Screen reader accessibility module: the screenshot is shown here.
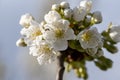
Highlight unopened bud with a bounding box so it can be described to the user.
[109,25,120,42]
[92,11,102,24]
[19,13,34,28]
[96,49,104,57]
[51,4,60,11]
[64,9,73,18]
[16,38,27,47]
[80,0,92,12]
[60,1,70,9]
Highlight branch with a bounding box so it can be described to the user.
[56,52,65,80]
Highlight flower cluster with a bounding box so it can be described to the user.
[16,0,120,80]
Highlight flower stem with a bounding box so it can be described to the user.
[56,53,65,80]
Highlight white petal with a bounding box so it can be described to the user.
[73,7,86,21]
[52,19,70,30]
[110,32,120,42]
[52,40,68,51]
[29,46,39,56]
[64,28,75,40]
[96,49,104,57]
[20,28,27,36]
[19,13,34,28]
[43,30,56,43]
[109,26,120,42]
[44,11,61,24]
[60,1,70,9]
[80,0,92,12]
[86,47,98,56]
[77,27,102,49]
[37,54,49,65]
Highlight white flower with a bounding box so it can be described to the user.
[109,25,120,42]
[73,7,87,22]
[92,11,102,24]
[43,19,75,51]
[77,27,102,49]
[80,0,92,12]
[19,13,34,28]
[44,11,61,24]
[29,37,59,65]
[60,1,70,9]
[20,21,42,45]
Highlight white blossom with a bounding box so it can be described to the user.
[77,27,102,49]
[30,37,59,65]
[73,7,87,22]
[19,13,34,28]
[20,21,42,45]
[44,11,61,24]
[37,53,57,65]
[43,19,75,51]
[109,25,120,42]
[80,0,92,12]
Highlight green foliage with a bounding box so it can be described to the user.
[68,40,85,52]
[94,56,113,71]
[101,28,118,54]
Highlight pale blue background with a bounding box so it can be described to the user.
[0,0,120,80]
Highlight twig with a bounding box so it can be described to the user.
[56,52,65,80]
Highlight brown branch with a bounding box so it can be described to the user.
[56,52,65,80]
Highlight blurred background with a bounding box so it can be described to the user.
[0,0,120,80]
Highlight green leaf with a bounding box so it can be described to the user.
[68,40,85,52]
[106,45,118,54]
[94,56,113,70]
[94,61,107,71]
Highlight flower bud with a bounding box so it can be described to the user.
[60,1,70,9]
[19,13,34,28]
[64,9,73,18]
[80,0,92,12]
[51,4,60,11]
[92,11,102,24]
[73,7,87,22]
[107,45,118,53]
[16,38,27,47]
[85,15,91,24]
[109,25,120,42]
[96,49,104,57]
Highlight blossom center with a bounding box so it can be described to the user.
[31,31,42,39]
[81,31,92,41]
[40,44,51,54]
[55,28,64,39]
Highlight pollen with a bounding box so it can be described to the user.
[55,28,64,38]
[81,31,92,41]
[40,44,51,54]
[31,30,42,39]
